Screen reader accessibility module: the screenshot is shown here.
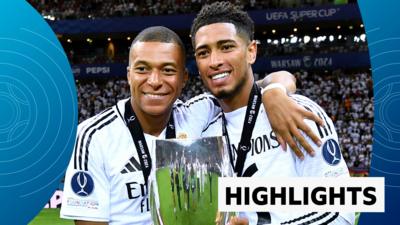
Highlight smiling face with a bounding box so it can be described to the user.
[194,23,257,100]
[127,41,187,117]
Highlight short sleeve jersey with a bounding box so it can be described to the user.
[61,95,219,225]
[202,94,355,225]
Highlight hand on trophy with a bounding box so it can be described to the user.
[227,216,249,225]
[215,211,223,225]
[215,212,249,225]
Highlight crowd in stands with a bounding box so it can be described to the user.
[66,33,367,65]
[259,35,368,57]
[76,69,373,175]
[29,0,353,20]
[76,79,130,119]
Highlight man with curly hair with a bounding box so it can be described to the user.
[192,2,355,225]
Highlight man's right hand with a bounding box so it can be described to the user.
[228,216,249,225]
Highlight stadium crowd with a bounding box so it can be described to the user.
[29,0,354,20]
[259,34,368,56]
[76,70,372,174]
[66,33,367,65]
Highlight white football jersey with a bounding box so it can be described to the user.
[61,95,219,225]
[202,94,355,225]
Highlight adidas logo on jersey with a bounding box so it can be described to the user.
[121,156,142,174]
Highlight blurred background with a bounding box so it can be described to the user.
[27,0,370,224]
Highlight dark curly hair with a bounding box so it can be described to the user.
[190,1,254,46]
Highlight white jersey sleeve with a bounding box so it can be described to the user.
[289,95,355,225]
[61,111,112,222]
[290,95,350,178]
[173,93,221,137]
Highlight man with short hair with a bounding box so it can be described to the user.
[192,2,354,224]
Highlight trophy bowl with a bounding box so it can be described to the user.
[150,136,233,225]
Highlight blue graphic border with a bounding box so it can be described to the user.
[0,1,77,224]
[358,0,400,224]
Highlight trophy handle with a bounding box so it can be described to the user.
[150,179,164,225]
[216,137,236,225]
[216,211,236,225]
[155,208,164,225]
[215,211,224,225]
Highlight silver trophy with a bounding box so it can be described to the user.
[150,136,233,225]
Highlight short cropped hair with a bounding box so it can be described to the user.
[129,26,186,65]
[190,1,254,46]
